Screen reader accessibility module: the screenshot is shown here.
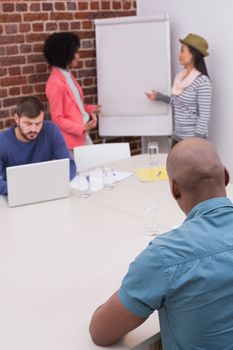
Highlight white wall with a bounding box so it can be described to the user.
[138,0,233,177]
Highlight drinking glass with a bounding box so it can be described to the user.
[148,141,159,166]
[102,167,114,190]
[143,200,159,235]
[78,172,91,198]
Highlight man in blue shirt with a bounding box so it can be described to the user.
[0,96,76,195]
[89,138,233,350]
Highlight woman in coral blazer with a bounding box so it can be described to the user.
[44,32,101,150]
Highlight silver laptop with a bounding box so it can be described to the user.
[6,158,70,207]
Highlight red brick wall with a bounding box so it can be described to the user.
[0,0,141,154]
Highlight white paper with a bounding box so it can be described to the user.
[69,168,133,192]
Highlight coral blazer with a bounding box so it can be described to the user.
[45,67,96,149]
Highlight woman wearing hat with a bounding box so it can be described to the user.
[146,33,212,146]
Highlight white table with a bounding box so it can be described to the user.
[87,154,186,231]
[2,154,231,350]
[0,167,161,350]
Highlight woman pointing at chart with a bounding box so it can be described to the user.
[146,33,212,147]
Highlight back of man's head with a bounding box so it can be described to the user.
[15,96,44,119]
[166,138,229,212]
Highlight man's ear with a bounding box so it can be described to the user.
[14,113,19,126]
[224,167,230,187]
[170,179,181,200]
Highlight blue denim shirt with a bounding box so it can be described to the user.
[119,197,233,350]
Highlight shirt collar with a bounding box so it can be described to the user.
[185,197,233,223]
[57,67,72,79]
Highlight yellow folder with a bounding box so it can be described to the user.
[135,166,168,182]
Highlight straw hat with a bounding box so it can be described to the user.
[179,33,209,57]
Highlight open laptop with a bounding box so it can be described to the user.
[6,158,70,207]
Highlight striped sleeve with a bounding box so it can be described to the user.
[195,76,212,136]
[155,92,171,104]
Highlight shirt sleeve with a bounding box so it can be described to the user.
[195,77,212,137]
[70,73,96,116]
[0,172,7,195]
[155,92,171,104]
[52,125,76,180]
[0,144,7,195]
[118,240,167,318]
[83,103,96,115]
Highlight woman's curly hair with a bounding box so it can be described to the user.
[43,32,80,69]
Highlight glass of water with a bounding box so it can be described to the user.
[78,172,91,198]
[143,200,159,235]
[148,141,159,166]
[102,167,114,190]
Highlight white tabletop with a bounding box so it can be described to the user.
[0,173,160,350]
[2,154,231,350]
[87,154,185,231]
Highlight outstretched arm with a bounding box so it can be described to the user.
[145,90,158,100]
[146,90,171,104]
[89,291,147,346]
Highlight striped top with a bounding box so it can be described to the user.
[156,74,212,140]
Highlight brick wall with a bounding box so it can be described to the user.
[0,0,141,154]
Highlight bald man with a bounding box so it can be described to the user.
[89,138,233,350]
